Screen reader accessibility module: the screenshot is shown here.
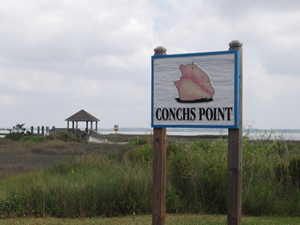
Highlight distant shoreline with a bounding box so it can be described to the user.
[1,128,300,141]
[1,127,300,132]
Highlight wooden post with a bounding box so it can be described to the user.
[152,46,167,225]
[37,126,40,135]
[41,126,44,136]
[31,126,34,134]
[228,40,243,225]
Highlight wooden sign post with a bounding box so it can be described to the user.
[152,46,167,225]
[227,40,243,225]
[151,41,243,225]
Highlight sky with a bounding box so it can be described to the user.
[1,0,300,130]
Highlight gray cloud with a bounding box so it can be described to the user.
[1,0,300,129]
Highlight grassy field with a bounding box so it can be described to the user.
[0,132,299,222]
[0,132,227,179]
[0,214,299,224]
[0,134,133,178]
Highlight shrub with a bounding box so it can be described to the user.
[4,133,23,141]
[166,142,185,156]
[289,156,300,188]
[46,132,81,142]
[129,136,151,146]
[166,139,228,214]
[22,135,47,142]
[268,139,288,158]
[0,137,300,218]
[167,146,192,198]
[126,143,153,163]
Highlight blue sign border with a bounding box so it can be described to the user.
[151,50,240,129]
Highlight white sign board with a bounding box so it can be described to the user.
[151,50,239,128]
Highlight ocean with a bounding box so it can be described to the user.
[1,128,300,141]
[97,129,300,141]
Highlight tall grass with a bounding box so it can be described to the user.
[0,133,132,179]
[0,154,152,218]
[0,135,299,218]
[242,138,300,216]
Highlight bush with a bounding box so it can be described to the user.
[166,139,228,214]
[22,135,47,142]
[0,137,299,218]
[289,156,300,188]
[46,132,81,142]
[0,154,152,218]
[4,133,23,141]
[129,136,152,146]
[277,155,300,189]
[126,143,153,163]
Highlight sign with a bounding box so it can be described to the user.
[114,125,119,132]
[151,50,239,128]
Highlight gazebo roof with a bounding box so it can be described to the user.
[65,109,100,122]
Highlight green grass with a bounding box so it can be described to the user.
[0,153,153,218]
[0,135,132,179]
[0,214,299,224]
[0,133,299,219]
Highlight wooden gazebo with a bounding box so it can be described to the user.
[65,109,100,132]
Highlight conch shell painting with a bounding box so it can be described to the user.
[174,63,215,103]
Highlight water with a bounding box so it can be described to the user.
[96,129,300,141]
[1,128,300,141]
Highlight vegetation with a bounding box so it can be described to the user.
[4,132,83,142]
[0,133,132,179]
[1,214,300,225]
[0,132,299,219]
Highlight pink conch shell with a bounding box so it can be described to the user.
[174,63,214,101]
[174,79,212,101]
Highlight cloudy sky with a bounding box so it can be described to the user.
[1,0,300,130]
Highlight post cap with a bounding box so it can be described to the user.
[229,40,243,48]
[154,46,167,55]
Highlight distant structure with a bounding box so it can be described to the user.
[49,109,102,140]
[65,109,100,132]
[8,123,30,134]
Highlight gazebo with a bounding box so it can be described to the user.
[65,109,100,132]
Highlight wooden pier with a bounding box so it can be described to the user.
[1,126,53,137]
[1,126,104,142]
